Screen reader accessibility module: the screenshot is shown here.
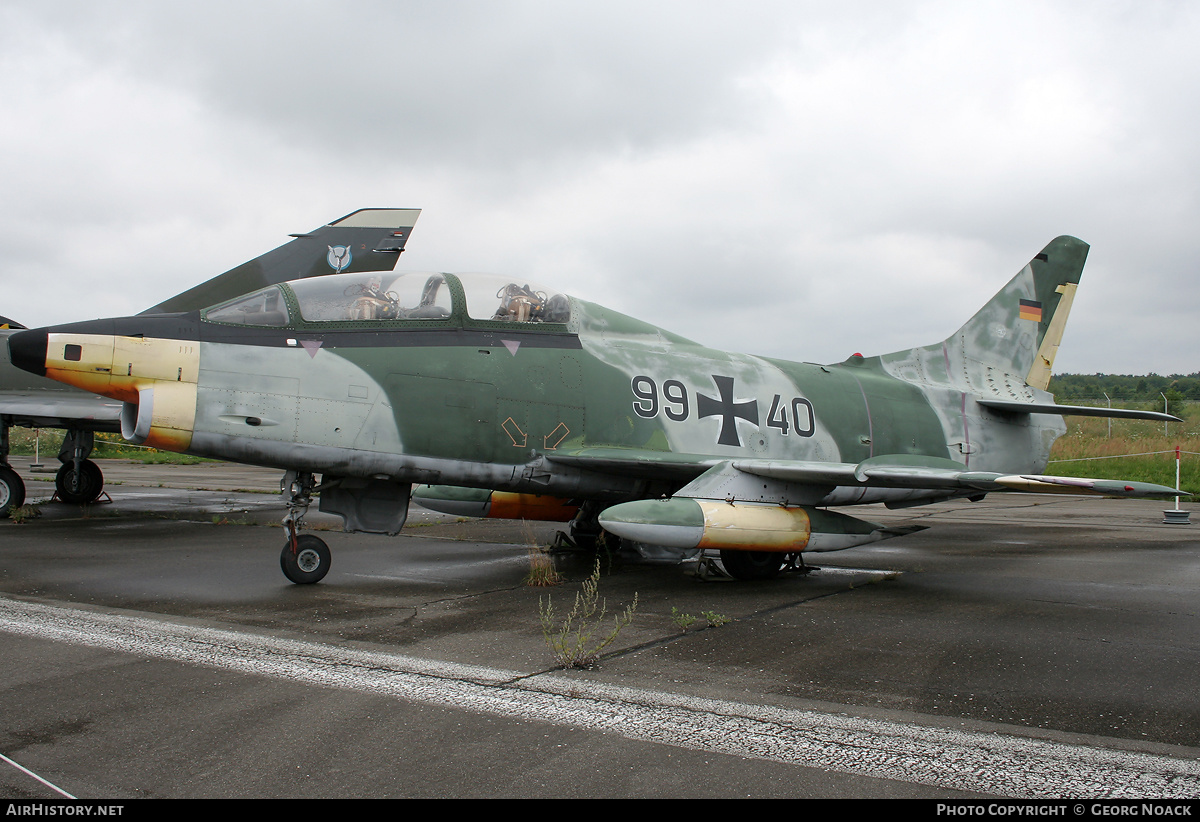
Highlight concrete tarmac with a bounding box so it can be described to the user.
[1,457,1199,799]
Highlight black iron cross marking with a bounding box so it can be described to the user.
[697,375,759,447]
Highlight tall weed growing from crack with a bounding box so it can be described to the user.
[539,559,637,668]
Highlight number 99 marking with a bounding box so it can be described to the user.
[662,379,689,421]
[632,376,658,418]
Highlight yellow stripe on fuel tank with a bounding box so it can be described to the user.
[695,502,812,552]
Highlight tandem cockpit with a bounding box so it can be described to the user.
[201,272,573,328]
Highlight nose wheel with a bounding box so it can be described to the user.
[280,534,331,584]
[278,470,331,584]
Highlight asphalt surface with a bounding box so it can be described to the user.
[1,457,1199,799]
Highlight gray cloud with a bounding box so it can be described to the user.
[1,1,1197,375]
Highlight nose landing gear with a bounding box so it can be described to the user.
[281,533,331,585]
[279,470,330,584]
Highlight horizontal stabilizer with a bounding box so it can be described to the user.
[977,399,1181,422]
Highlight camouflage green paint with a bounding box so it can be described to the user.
[188,240,1088,495]
[18,235,1183,558]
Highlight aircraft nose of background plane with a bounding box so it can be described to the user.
[8,328,48,377]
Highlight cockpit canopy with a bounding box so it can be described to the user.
[201,272,571,328]
[291,273,452,323]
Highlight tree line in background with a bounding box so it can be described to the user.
[1048,373,1200,404]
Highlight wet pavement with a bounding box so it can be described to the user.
[1,458,1198,799]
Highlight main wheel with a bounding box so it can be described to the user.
[719,549,786,581]
[55,460,104,504]
[280,535,331,584]
[0,465,25,518]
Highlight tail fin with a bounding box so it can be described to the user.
[140,208,421,314]
[948,235,1088,389]
[880,236,1089,392]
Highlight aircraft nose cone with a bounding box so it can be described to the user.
[8,328,48,377]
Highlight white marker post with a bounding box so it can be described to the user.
[1163,445,1190,524]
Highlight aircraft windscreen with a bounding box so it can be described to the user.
[458,273,570,324]
[289,273,452,323]
[203,286,291,327]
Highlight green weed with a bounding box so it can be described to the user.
[539,559,637,669]
[669,607,697,631]
[7,504,41,524]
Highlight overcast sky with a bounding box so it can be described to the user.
[2,1,1196,375]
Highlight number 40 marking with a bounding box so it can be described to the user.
[767,395,815,437]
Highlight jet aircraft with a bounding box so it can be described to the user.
[0,208,420,515]
[8,235,1183,583]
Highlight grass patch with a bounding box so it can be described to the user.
[522,521,563,587]
[6,429,214,464]
[524,544,563,587]
[7,504,41,524]
[1047,402,1200,495]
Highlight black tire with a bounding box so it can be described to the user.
[280,534,331,584]
[55,460,104,504]
[0,465,26,518]
[719,549,786,581]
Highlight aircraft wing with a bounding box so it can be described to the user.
[0,390,122,430]
[544,447,719,481]
[732,456,1185,499]
[547,449,1185,500]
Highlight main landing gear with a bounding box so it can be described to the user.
[715,550,816,581]
[558,500,610,551]
[0,464,24,518]
[55,459,104,504]
[0,421,24,518]
[0,424,105,515]
[280,470,330,585]
[54,429,105,505]
[718,550,785,580]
